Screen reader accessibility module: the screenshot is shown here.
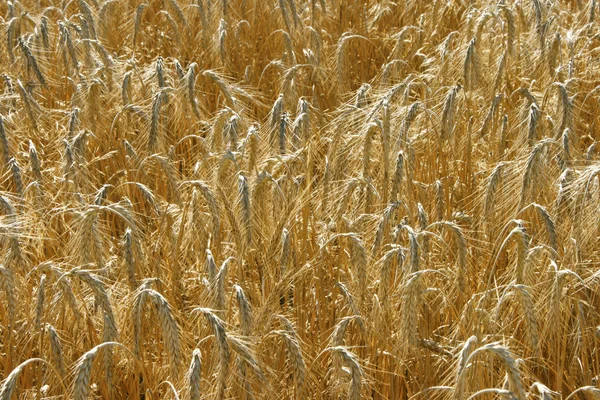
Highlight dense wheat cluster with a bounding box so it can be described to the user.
[1,0,600,399]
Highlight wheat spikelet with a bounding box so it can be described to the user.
[225,114,240,151]
[234,284,253,336]
[132,288,144,359]
[530,382,558,400]
[32,264,82,321]
[501,225,529,284]
[275,330,305,398]
[149,91,167,152]
[46,324,66,378]
[455,335,479,400]
[400,271,422,347]
[434,180,445,221]
[74,346,99,400]
[292,98,309,148]
[68,109,80,141]
[514,284,540,356]
[134,289,181,378]
[121,72,132,106]
[0,115,11,166]
[481,344,526,400]
[527,103,541,147]
[123,138,138,160]
[532,204,557,251]
[0,195,23,271]
[390,151,404,202]
[270,94,285,133]
[555,167,574,217]
[28,140,42,183]
[288,0,300,28]
[102,314,116,399]
[218,183,245,252]
[372,201,400,255]
[71,208,105,267]
[548,33,561,76]
[280,227,291,276]
[183,181,221,247]
[6,17,17,64]
[434,221,467,293]
[72,130,89,162]
[156,56,166,88]
[532,0,545,46]
[0,265,16,328]
[91,40,114,68]
[165,0,186,27]
[281,31,297,66]
[557,84,574,135]
[123,228,138,290]
[494,50,507,91]
[245,125,259,172]
[331,317,352,347]
[565,387,600,400]
[228,335,265,381]
[330,346,363,400]
[73,342,129,400]
[417,203,429,261]
[400,225,420,273]
[498,114,508,158]
[79,0,97,40]
[237,173,252,246]
[278,0,292,32]
[214,257,232,312]
[58,21,79,71]
[205,249,218,282]
[186,63,201,117]
[480,94,502,138]
[0,195,14,216]
[18,38,46,88]
[347,234,368,302]
[519,139,552,210]
[195,0,209,47]
[204,70,236,109]
[1,358,60,400]
[277,112,290,155]
[94,184,110,206]
[152,291,182,379]
[463,38,479,92]
[498,5,515,55]
[378,245,404,303]
[336,34,364,90]
[34,274,46,331]
[187,349,202,400]
[355,83,371,109]
[441,86,461,140]
[217,19,228,66]
[362,122,378,181]
[80,19,96,67]
[132,182,159,215]
[67,269,118,338]
[8,158,23,197]
[484,162,507,228]
[195,308,230,400]
[132,4,147,50]
[456,340,525,400]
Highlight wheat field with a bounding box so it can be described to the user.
[0,0,599,399]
